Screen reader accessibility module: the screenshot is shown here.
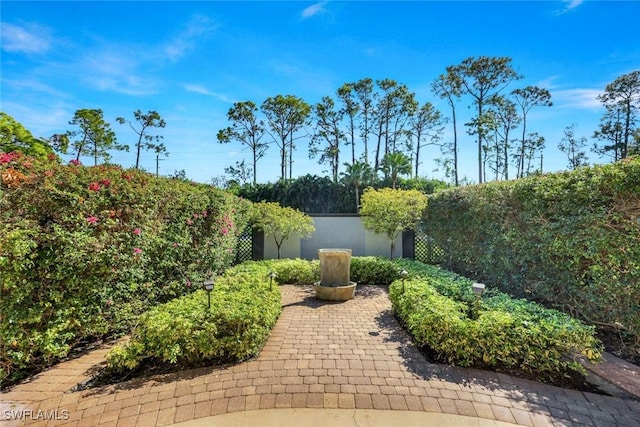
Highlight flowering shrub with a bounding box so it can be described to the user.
[0,152,250,386]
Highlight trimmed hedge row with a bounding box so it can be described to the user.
[0,153,250,386]
[390,260,601,381]
[107,262,281,370]
[424,158,640,353]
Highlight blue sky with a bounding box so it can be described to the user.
[2,1,639,184]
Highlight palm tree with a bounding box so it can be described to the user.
[380,152,412,189]
[340,161,373,213]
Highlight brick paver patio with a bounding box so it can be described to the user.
[2,284,639,426]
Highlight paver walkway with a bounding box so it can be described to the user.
[2,284,639,426]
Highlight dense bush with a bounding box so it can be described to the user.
[107,262,281,370]
[0,152,250,386]
[389,260,602,382]
[351,257,399,285]
[424,158,640,355]
[236,173,447,213]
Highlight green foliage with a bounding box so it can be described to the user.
[106,262,281,370]
[424,157,640,354]
[0,153,250,386]
[389,260,602,382]
[251,201,315,259]
[350,257,399,286]
[359,188,428,258]
[0,113,56,159]
[237,173,447,214]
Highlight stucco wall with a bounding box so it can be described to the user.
[262,215,402,260]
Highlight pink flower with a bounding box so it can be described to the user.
[133,228,141,235]
[44,170,54,177]
[69,159,82,166]
[186,219,193,225]
[86,216,99,224]
[186,281,192,287]
[0,152,17,164]
[133,247,142,254]
[193,213,199,219]
[100,179,111,187]
[172,242,178,248]
[88,182,101,191]
[121,173,132,180]
[221,227,229,235]
[202,211,208,217]
[105,299,113,306]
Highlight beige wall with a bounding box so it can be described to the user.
[262,216,402,260]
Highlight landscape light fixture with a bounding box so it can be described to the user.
[472,282,485,319]
[472,282,485,296]
[399,269,408,293]
[268,272,277,291]
[204,278,215,309]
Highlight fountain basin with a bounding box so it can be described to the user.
[315,248,357,301]
[314,281,357,301]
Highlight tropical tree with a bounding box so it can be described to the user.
[152,143,169,176]
[336,83,360,165]
[340,161,373,213]
[116,110,165,169]
[309,96,345,182]
[359,188,428,259]
[558,124,588,170]
[353,78,375,165]
[595,71,640,160]
[448,56,522,183]
[372,79,416,173]
[379,152,412,189]
[251,201,315,259]
[406,102,444,178]
[217,101,267,184]
[487,95,521,180]
[261,95,311,180]
[224,160,253,186]
[432,73,462,185]
[511,86,552,178]
[68,108,123,165]
[0,112,56,158]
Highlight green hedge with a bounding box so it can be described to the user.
[0,152,250,385]
[389,260,601,381]
[424,158,640,353]
[107,262,281,370]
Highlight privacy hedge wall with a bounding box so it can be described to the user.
[424,157,640,353]
[0,152,251,386]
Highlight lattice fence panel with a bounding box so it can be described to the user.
[414,231,446,265]
[234,226,253,264]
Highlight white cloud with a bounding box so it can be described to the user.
[1,22,52,54]
[301,2,328,19]
[555,0,584,15]
[553,88,603,109]
[183,84,235,103]
[81,48,158,96]
[301,2,326,19]
[163,15,217,61]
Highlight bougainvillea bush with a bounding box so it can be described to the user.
[0,152,250,386]
[424,157,640,357]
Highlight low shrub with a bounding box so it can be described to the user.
[107,263,281,370]
[351,257,399,285]
[268,258,319,285]
[424,158,640,355]
[389,260,602,382]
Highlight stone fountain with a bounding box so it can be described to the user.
[314,249,357,301]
